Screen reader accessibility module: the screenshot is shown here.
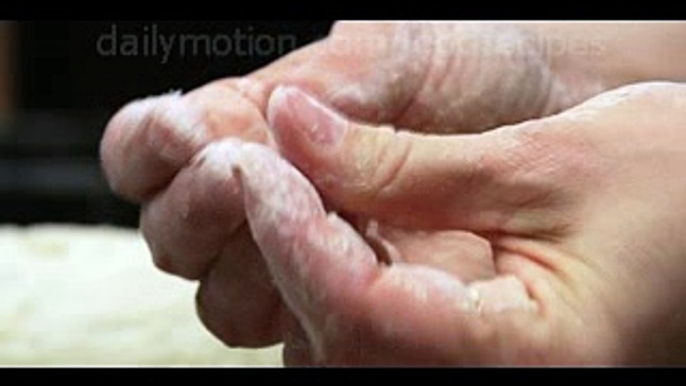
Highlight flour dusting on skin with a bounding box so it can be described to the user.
[322,24,430,123]
[196,138,537,360]
[562,82,678,123]
[239,143,325,227]
[146,92,210,161]
[469,276,537,313]
[234,77,268,99]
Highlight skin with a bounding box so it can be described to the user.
[100,22,686,365]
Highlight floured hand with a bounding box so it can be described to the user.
[99,22,621,347]
[191,139,536,366]
[99,22,686,365]
[261,83,686,365]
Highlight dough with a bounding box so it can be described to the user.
[0,224,282,366]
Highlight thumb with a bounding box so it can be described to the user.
[267,86,555,233]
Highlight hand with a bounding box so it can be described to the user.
[100,22,686,364]
[249,82,686,365]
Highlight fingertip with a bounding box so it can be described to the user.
[100,96,161,193]
[138,92,209,162]
[100,91,210,201]
[265,85,295,137]
[469,276,538,313]
[267,85,347,151]
[265,85,305,156]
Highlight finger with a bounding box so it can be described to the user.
[101,84,271,202]
[268,86,567,234]
[250,22,559,132]
[233,141,379,363]
[234,141,541,365]
[99,22,418,202]
[102,22,543,203]
[141,140,286,347]
[362,220,496,282]
[281,312,315,367]
[140,140,247,279]
[195,225,285,348]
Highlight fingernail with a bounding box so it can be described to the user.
[268,86,347,147]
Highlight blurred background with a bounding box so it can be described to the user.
[0,20,333,366]
[0,21,333,227]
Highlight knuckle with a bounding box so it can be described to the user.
[195,282,279,348]
[146,237,203,280]
[368,130,413,200]
[194,285,245,347]
[140,211,187,279]
[142,92,208,165]
[150,252,176,276]
[344,126,410,202]
[144,237,183,278]
[195,283,245,347]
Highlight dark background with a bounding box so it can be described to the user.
[0,21,333,227]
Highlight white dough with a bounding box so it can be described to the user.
[0,224,282,366]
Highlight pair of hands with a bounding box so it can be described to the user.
[101,22,686,365]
